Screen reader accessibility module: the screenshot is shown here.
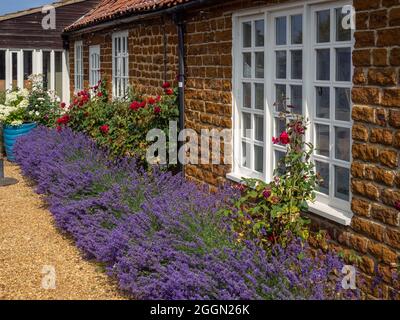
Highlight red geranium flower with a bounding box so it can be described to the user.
[162,82,171,89]
[154,106,161,114]
[165,88,173,95]
[56,115,70,125]
[139,101,146,108]
[147,97,156,105]
[279,131,290,145]
[130,101,140,111]
[100,125,109,134]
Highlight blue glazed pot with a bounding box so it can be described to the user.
[3,122,37,162]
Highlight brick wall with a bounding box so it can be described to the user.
[67,0,400,298]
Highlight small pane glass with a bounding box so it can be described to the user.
[336,8,351,42]
[315,124,330,157]
[291,50,303,79]
[255,83,264,110]
[317,10,330,43]
[335,127,350,162]
[276,51,287,79]
[316,87,330,119]
[275,150,286,175]
[254,145,264,173]
[335,87,351,121]
[336,48,351,82]
[316,49,330,81]
[243,53,252,78]
[290,85,303,115]
[243,83,251,109]
[291,14,303,44]
[255,52,264,78]
[275,118,286,136]
[255,115,264,142]
[315,161,329,195]
[255,20,265,47]
[335,166,350,201]
[242,113,252,138]
[243,22,252,47]
[276,16,287,45]
[275,84,287,112]
[242,142,251,168]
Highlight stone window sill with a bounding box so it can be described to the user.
[226,172,353,226]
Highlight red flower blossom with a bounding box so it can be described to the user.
[162,82,171,89]
[154,106,161,114]
[165,88,174,95]
[294,122,305,135]
[156,95,161,102]
[100,125,109,134]
[139,101,146,108]
[147,97,156,105]
[60,102,66,109]
[272,137,280,144]
[56,126,62,132]
[395,201,400,211]
[130,101,140,111]
[56,115,70,125]
[279,131,290,145]
[97,92,103,97]
[233,183,246,192]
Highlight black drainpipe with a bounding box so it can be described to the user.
[175,12,185,174]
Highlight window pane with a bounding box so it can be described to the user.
[336,8,351,42]
[42,51,51,90]
[55,52,63,98]
[317,10,330,43]
[276,17,287,45]
[255,83,264,110]
[335,87,351,121]
[242,142,251,168]
[315,161,329,195]
[243,83,251,108]
[275,118,286,136]
[255,115,264,142]
[255,52,264,78]
[291,14,303,44]
[316,49,330,81]
[290,85,303,115]
[255,20,265,47]
[276,51,287,79]
[23,51,33,82]
[243,52,252,78]
[315,124,330,157]
[336,48,351,82]
[254,145,264,173]
[291,50,302,79]
[275,150,286,175]
[0,50,5,92]
[12,52,18,87]
[335,166,350,201]
[335,127,350,161]
[243,22,252,47]
[242,112,252,138]
[275,84,287,112]
[316,87,330,119]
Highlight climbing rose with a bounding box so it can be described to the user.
[162,82,170,89]
[154,106,161,114]
[100,125,109,134]
[279,131,290,145]
[165,88,174,95]
[272,137,280,144]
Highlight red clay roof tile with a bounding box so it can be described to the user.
[65,0,192,32]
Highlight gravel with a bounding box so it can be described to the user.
[0,161,127,300]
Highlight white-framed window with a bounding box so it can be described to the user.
[112,31,129,99]
[74,41,83,92]
[230,0,354,225]
[89,45,101,87]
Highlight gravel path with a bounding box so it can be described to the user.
[0,161,126,300]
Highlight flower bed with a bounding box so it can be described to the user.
[13,126,358,300]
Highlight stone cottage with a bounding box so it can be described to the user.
[63,0,400,297]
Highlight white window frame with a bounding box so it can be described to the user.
[229,0,354,226]
[74,40,83,92]
[112,31,129,99]
[89,45,101,88]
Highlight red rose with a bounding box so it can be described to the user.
[139,101,146,108]
[272,137,280,144]
[60,102,66,109]
[162,82,171,89]
[165,88,173,95]
[147,97,156,105]
[100,125,109,134]
[56,115,70,125]
[279,131,290,145]
[130,101,140,110]
[154,106,161,114]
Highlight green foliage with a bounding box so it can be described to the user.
[0,91,5,104]
[224,108,322,249]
